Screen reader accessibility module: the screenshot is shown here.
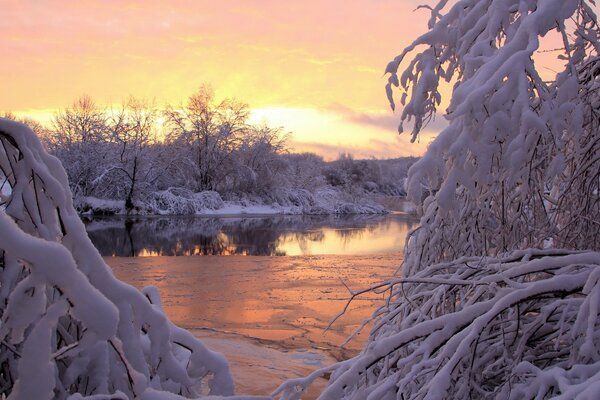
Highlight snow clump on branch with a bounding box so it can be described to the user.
[0,118,237,399]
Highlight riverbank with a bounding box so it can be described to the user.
[76,187,396,216]
[105,253,402,398]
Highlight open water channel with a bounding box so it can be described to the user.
[85,211,419,398]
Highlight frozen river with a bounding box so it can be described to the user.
[91,213,418,398]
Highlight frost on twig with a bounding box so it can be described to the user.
[0,119,234,399]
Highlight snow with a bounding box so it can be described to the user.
[383,0,600,276]
[0,118,236,398]
[77,187,389,216]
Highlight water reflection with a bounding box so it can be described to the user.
[83,213,419,257]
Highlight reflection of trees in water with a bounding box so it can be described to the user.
[84,217,226,256]
[334,218,400,246]
[286,216,416,253]
[288,230,326,255]
[83,214,418,257]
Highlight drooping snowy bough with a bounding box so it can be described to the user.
[315,250,600,399]
[273,249,600,399]
[0,118,234,399]
[388,0,600,275]
[273,1,600,399]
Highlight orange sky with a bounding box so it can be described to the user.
[0,1,579,159]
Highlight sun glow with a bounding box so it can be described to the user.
[1,0,441,159]
[2,0,580,159]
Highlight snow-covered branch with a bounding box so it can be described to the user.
[275,250,600,399]
[273,2,600,399]
[384,0,600,275]
[0,118,235,399]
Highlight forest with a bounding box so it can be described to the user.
[5,89,416,215]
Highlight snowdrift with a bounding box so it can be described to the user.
[0,119,237,399]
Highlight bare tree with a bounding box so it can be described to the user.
[49,96,109,197]
[100,98,161,211]
[164,85,249,192]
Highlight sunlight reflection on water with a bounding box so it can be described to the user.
[84,213,419,257]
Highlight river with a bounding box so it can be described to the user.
[86,212,418,398]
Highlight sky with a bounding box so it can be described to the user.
[0,0,574,160]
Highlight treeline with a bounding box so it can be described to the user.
[6,87,415,212]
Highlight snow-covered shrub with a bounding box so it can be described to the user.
[266,188,316,209]
[147,188,198,215]
[362,181,379,193]
[147,189,225,215]
[193,191,225,210]
[75,196,126,215]
[0,119,234,398]
[240,187,387,215]
[281,152,327,191]
[310,187,387,215]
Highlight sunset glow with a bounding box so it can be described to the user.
[2,0,578,159]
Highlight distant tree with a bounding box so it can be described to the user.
[164,85,249,192]
[323,153,382,192]
[233,124,289,193]
[282,152,326,190]
[49,96,109,197]
[100,98,161,211]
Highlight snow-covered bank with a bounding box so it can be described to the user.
[76,187,390,216]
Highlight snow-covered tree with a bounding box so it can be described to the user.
[232,124,289,194]
[49,96,110,198]
[0,119,235,398]
[164,85,249,192]
[274,1,600,399]
[99,98,163,211]
[387,0,600,275]
[282,152,327,191]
